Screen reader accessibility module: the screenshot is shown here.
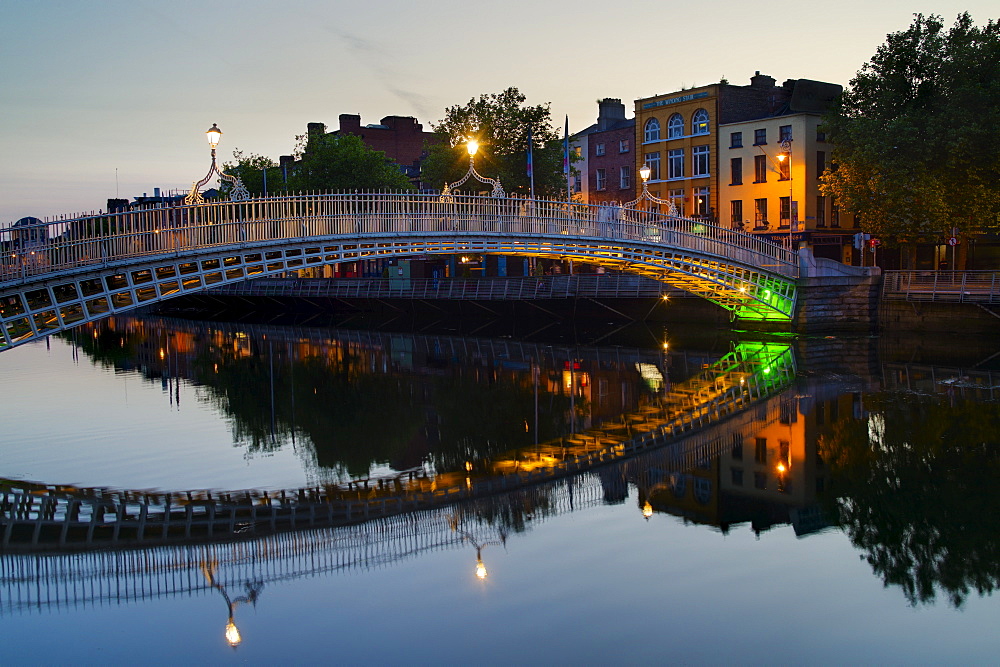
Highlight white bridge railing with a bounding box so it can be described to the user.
[1,192,798,283]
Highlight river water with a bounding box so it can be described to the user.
[1,314,999,664]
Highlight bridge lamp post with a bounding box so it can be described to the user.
[627,164,677,216]
[440,137,506,200]
[185,123,250,205]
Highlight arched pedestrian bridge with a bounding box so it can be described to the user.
[0,193,799,350]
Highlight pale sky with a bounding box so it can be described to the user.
[1,0,994,224]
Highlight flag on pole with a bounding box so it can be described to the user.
[563,115,570,175]
[527,127,536,199]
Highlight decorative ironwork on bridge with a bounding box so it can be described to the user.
[1,192,799,351]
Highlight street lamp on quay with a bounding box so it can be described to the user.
[185,123,250,205]
[774,138,794,248]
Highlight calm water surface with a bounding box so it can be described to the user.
[1,316,999,664]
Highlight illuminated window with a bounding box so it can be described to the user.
[644,118,661,143]
[693,187,710,216]
[692,109,710,135]
[667,113,684,139]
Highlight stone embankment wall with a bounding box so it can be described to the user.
[793,276,881,334]
[878,300,1000,334]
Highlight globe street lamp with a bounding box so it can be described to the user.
[626,164,678,216]
[185,123,250,205]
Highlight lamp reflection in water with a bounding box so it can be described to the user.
[201,560,264,649]
[448,514,507,581]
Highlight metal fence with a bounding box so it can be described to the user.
[881,270,1000,304]
[1,192,799,283]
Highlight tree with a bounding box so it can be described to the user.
[820,391,1000,607]
[222,150,285,197]
[821,13,1000,252]
[287,130,413,192]
[421,87,568,198]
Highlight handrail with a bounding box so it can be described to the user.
[881,270,1000,304]
[1,192,799,284]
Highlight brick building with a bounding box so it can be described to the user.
[571,99,636,205]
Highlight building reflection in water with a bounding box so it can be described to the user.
[12,316,997,614]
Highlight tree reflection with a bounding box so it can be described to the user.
[820,392,1000,607]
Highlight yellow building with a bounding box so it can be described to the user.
[718,113,858,262]
[635,73,853,261]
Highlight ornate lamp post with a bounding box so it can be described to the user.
[185,123,250,205]
[626,164,678,216]
[440,138,506,201]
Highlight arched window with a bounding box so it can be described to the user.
[644,118,661,143]
[667,113,684,139]
[692,108,710,135]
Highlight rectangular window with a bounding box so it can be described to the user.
[731,468,744,486]
[754,198,768,226]
[730,157,743,185]
[669,189,685,215]
[619,166,631,189]
[644,152,660,180]
[731,435,743,459]
[730,200,743,226]
[779,125,792,142]
[693,187,710,216]
[668,148,684,179]
[574,178,582,193]
[755,437,767,463]
[831,199,841,227]
[573,146,582,158]
[779,196,790,226]
[754,472,767,490]
[595,143,605,156]
[816,195,826,227]
[754,128,767,145]
[816,150,826,178]
[595,168,606,191]
[754,155,767,183]
[692,145,710,177]
[619,139,630,153]
[730,132,743,148]
[778,157,790,181]
[816,127,827,142]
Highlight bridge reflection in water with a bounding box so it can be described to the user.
[0,324,814,635]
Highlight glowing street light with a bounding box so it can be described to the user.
[626,164,677,215]
[185,123,250,205]
[440,136,505,200]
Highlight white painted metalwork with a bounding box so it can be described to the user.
[0,192,799,350]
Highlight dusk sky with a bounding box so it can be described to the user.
[1,1,994,224]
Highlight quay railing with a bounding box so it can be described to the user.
[0,192,799,284]
[882,270,1000,304]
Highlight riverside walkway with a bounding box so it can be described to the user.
[0,192,799,350]
[0,341,794,553]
